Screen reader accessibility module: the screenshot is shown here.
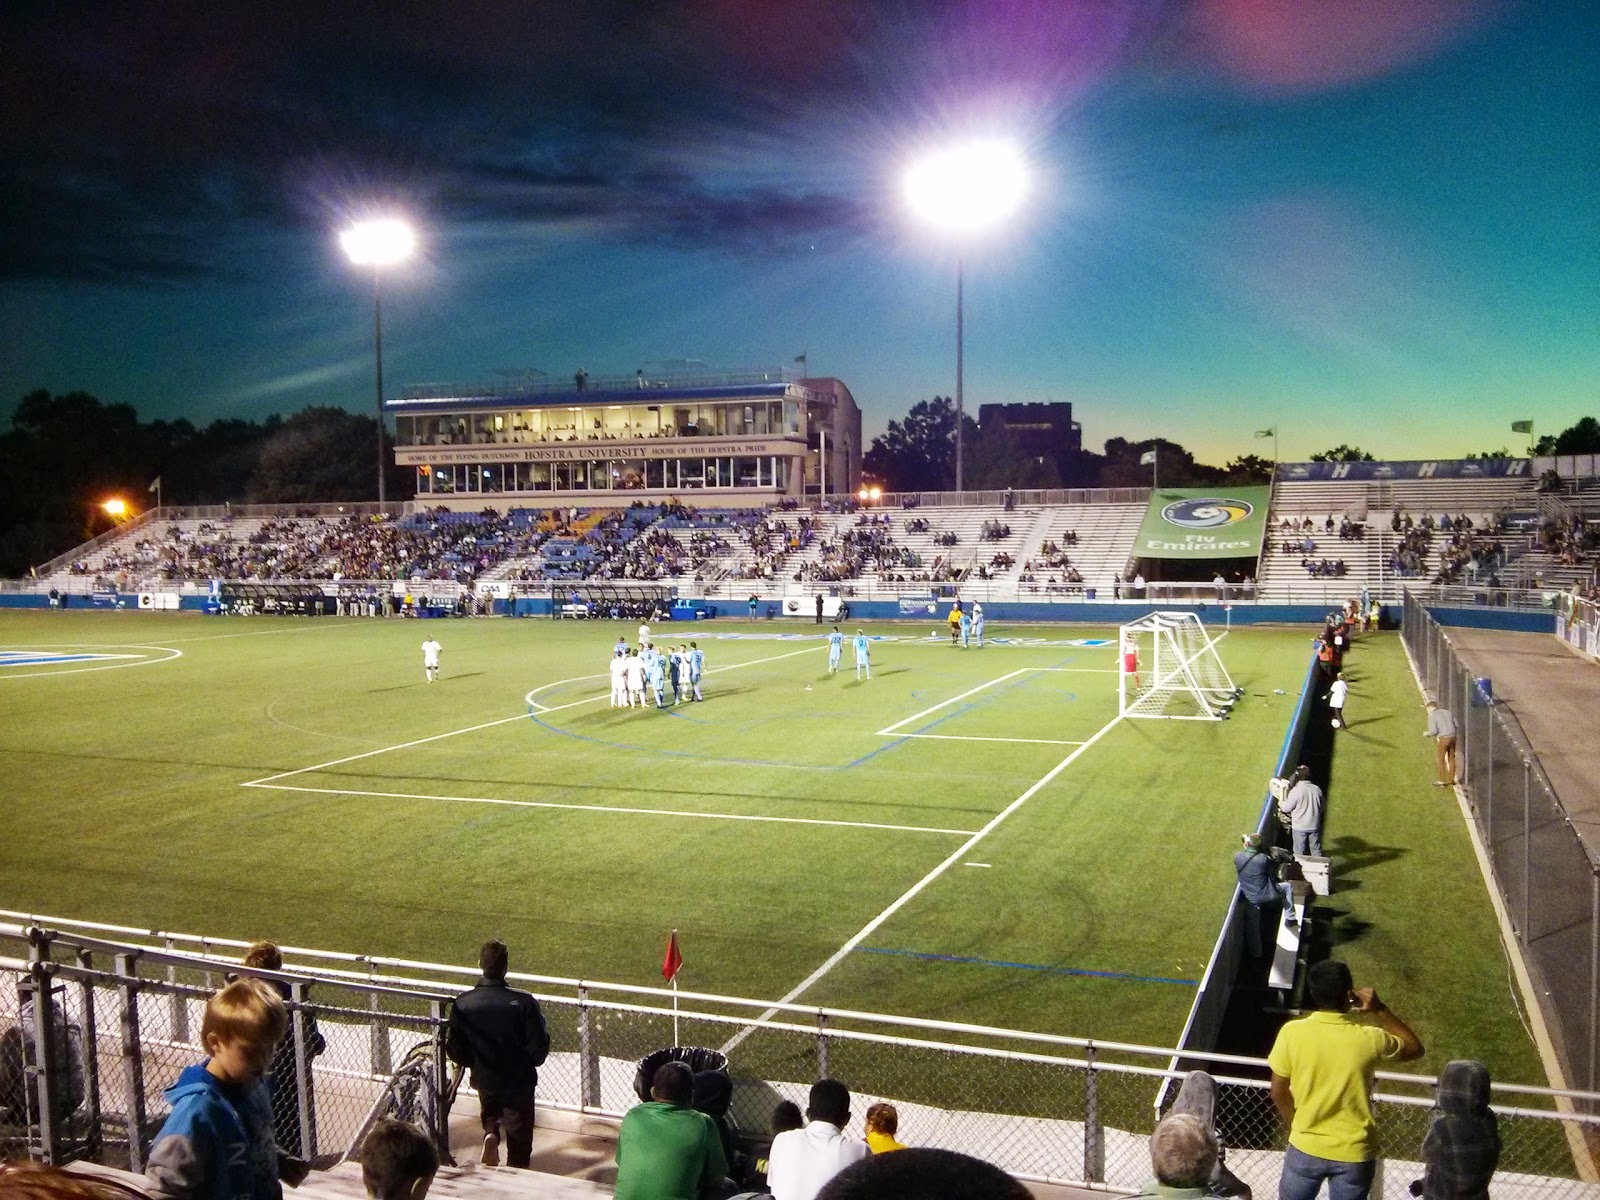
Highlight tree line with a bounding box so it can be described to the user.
[2,388,1596,578]
[862,398,1600,494]
[0,391,410,577]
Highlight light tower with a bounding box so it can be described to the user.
[340,218,416,508]
[903,140,1028,494]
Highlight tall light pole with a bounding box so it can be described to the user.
[904,139,1027,495]
[340,218,416,508]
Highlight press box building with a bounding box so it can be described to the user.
[387,368,862,506]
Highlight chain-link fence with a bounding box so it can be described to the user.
[1403,592,1600,1104]
[4,920,1598,1196]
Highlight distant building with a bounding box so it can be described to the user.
[977,402,1082,457]
[388,368,861,506]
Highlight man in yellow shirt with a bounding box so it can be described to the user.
[1268,959,1424,1200]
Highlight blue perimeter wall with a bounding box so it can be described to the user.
[517,599,1369,624]
[0,593,1558,634]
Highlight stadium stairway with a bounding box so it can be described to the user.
[1015,502,1146,594]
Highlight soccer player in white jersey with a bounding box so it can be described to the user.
[827,626,843,673]
[609,649,628,707]
[688,642,705,701]
[972,603,986,647]
[421,636,442,683]
[637,621,651,647]
[624,649,645,708]
[853,629,871,680]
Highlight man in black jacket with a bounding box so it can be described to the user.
[445,940,550,1169]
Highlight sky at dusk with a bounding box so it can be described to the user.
[3,0,1596,467]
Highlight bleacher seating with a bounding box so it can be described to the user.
[33,473,1595,602]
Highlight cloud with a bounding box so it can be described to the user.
[1176,0,1505,93]
[0,1,1135,282]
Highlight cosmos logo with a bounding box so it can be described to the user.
[1161,497,1254,529]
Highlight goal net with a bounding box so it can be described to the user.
[1119,611,1239,720]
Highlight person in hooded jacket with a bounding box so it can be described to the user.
[1412,1061,1499,1200]
[145,979,309,1200]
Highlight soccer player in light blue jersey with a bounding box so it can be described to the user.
[688,642,705,701]
[853,629,871,680]
[959,611,972,648]
[972,603,985,647]
[827,626,843,673]
[645,647,667,708]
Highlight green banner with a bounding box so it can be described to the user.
[1133,486,1271,559]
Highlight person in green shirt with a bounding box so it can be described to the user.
[615,1061,730,1200]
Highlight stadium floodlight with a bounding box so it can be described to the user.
[903,140,1028,235]
[339,218,416,267]
[101,498,127,519]
[903,139,1028,495]
[341,218,416,509]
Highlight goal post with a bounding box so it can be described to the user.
[1119,611,1240,720]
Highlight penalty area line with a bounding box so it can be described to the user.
[525,644,822,712]
[238,782,979,837]
[248,644,827,786]
[876,668,1035,736]
[721,707,1128,1055]
[892,733,1084,746]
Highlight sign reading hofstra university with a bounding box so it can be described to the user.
[1133,487,1272,559]
[1274,458,1533,480]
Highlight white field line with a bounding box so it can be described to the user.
[0,651,145,660]
[237,783,979,837]
[875,668,1034,736]
[245,644,822,787]
[0,644,183,680]
[720,707,1128,1055]
[891,734,1084,746]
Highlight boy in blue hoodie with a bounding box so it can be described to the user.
[146,978,309,1200]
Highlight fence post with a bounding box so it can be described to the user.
[1460,668,1471,785]
[164,937,189,1045]
[368,963,392,1077]
[289,979,317,1159]
[26,956,61,1164]
[1082,1043,1104,1183]
[1522,762,1532,943]
[114,952,149,1172]
[1590,869,1599,1096]
[428,999,449,1157]
[577,986,600,1111]
[1485,715,1495,858]
[816,1012,829,1081]
[76,947,103,1161]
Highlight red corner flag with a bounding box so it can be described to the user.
[661,929,683,983]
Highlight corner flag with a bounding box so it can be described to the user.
[661,929,682,982]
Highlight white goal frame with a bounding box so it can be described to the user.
[1118,611,1239,721]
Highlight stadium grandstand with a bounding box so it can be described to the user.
[17,455,1596,614]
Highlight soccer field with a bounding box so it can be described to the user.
[1,610,1316,1048]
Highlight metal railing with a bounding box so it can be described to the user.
[2,919,1596,1196]
[1556,593,1600,660]
[1402,593,1600,1101]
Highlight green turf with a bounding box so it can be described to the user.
[0,611,1546,1080]
[1311,633,1550,1087]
